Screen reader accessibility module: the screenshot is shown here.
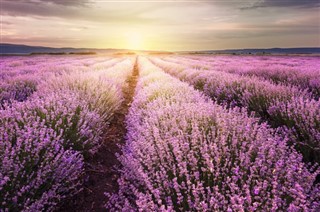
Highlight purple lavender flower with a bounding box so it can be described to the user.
[107,57,319,211]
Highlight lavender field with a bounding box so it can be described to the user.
[0,55,319,211]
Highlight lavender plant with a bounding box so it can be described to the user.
[150,57,320,165]
[107,57,319,211]
[0,110,84,211]
[269,97,320,163]
[0,56,133,211]
[0,77,38,107]
[161,55,320,98]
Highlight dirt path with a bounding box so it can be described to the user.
[61,56,139,211]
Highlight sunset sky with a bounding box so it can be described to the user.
[1,0,320,51]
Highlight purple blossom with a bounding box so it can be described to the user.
[0,56,134,211]
[107,57,319,211]
[150,56,320,164]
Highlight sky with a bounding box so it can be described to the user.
[1,0,320,51]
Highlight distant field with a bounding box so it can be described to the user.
[1,55,319,211]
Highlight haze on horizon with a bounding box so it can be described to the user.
[1,0,319,51]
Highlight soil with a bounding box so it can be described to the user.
[60,56,139,211]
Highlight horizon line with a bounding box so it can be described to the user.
[1,42,320,53]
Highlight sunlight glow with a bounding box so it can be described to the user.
[126,31,144,50]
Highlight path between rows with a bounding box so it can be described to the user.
[62,56,139,211]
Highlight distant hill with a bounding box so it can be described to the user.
[0,43,130,55]
[0,43,174,55]
[183,48,320,55]
[1,43,319,55]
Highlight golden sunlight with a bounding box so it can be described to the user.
[126,31,144,50]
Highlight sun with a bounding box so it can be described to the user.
[126,31,144,50]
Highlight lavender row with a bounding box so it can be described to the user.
[0,56,124,107]
[0,55,113,81]
[0,57,134,211]
[107,57,319,211]
[150,57,320,164]
[163,55,320,98]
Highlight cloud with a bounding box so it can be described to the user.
[243,0,320,9]
[201,11,320,39]
[1,0,319,50]
[3,0,90,7]
[1,1,159,25]
[199,0,319,10]
[2,35,85,47]
[2,1,84,17]
[39,0,90,6]
[1,21,13,25]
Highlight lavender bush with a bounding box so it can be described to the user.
[0,56,124,107]
[0,78,37,107]
[0,107,84,211]
[161,55,320,98]
[0,90,104,211]
[107,57,319,211]
[0,56,134,211]
[151,57,320,164]
[269,97,320,163]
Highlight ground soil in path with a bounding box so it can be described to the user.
[61,56,139,211]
